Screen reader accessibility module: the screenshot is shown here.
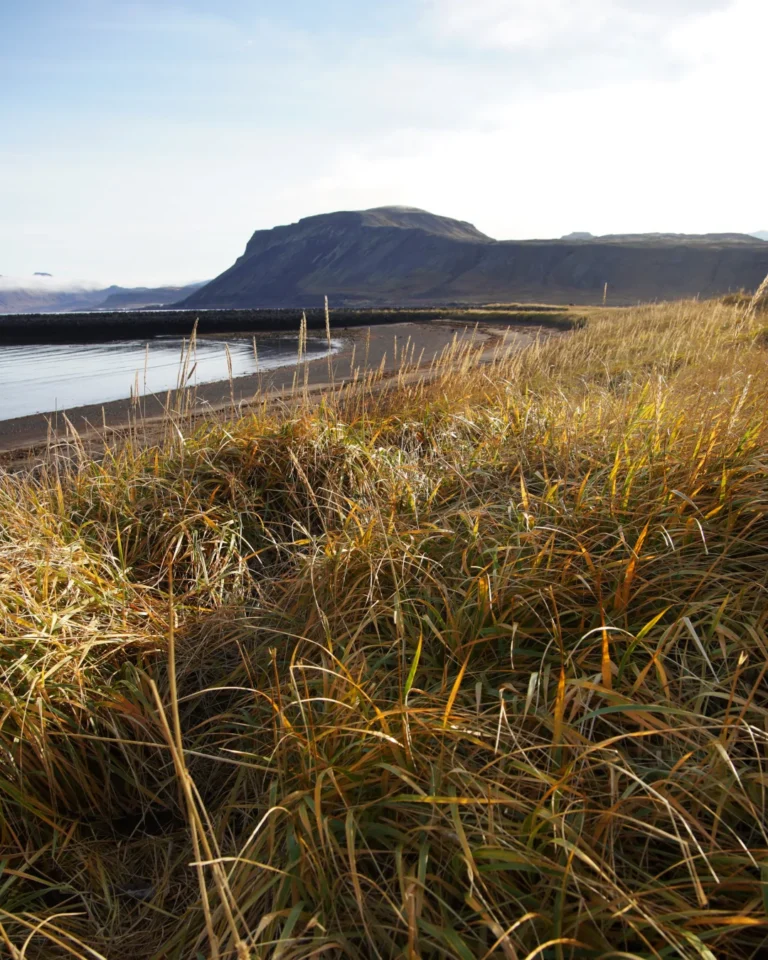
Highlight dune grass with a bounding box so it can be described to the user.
[1,298,768,958]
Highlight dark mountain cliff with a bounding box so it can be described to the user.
[180,206,768,308]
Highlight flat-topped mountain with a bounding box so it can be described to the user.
[180,207,768,308]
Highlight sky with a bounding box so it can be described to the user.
[1,0,766,286]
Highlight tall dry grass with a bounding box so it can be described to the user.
[1,298,768,959]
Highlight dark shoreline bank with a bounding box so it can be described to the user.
[0,306,575,345]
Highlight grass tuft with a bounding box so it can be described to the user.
[2,298,768,958]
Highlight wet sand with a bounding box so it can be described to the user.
[0,321,547,469]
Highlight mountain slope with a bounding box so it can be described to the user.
[181,207,768,308]
[182,207,492,309]
[94,282,206,310]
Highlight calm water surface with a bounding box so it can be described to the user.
[0,336,337,421]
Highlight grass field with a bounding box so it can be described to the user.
[1,297,768,958]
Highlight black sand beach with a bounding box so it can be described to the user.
[0,321,549,468]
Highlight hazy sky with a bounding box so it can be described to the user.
[1,0,766,285]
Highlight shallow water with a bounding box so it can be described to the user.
[0,336,336,421]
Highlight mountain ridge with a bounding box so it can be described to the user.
[0,280,206,314]
[562,231,762,244]
[180,207,768,309]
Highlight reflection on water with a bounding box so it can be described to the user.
[0,336,336,421]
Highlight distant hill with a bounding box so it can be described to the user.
[180,207,768,309]
[0,285,107,314]
[96,282,206,310]
[0,280,206,314]
[563,231,762,244]
[751,231,768,242]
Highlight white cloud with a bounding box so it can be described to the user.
[302,34,765,242]
[428,0,730,50]
[665,0,765,67]
[0,276,104,293]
